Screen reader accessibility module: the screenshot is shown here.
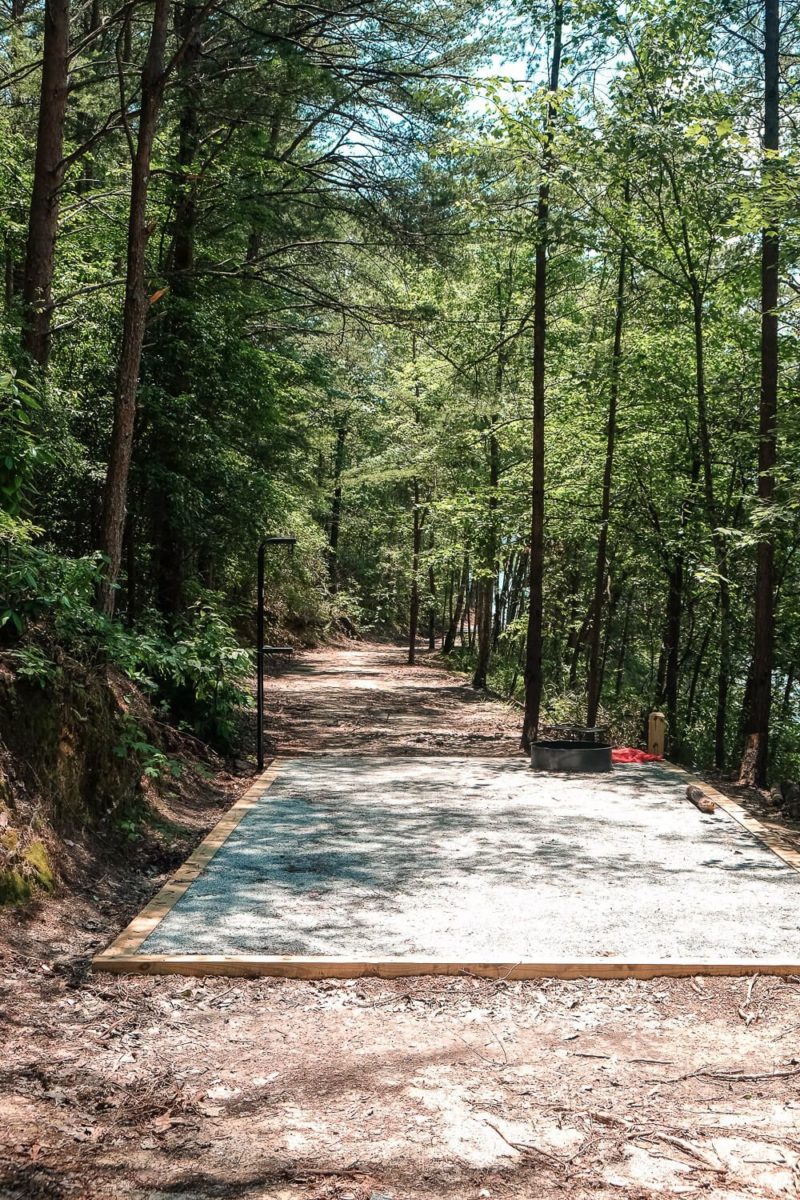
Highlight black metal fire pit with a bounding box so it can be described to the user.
[530,723,612,773]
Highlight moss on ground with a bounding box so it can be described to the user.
[0,867,32,905]
[23,840,54,890]
[0,833,54,906]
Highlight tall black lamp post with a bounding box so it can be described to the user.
[256,536,296,771]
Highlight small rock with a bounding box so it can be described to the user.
[205,1085,240,1101]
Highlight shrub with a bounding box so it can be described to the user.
[1,543,252,755]
[140,605,253,753]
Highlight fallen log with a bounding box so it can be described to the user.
[686,784,716,814]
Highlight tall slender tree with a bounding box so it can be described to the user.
[21,0,70,367]
[522,0,564,749]
[97,0,172,614]
[740,0,780,787]
[587,190,628,727]
[328,422,348,592]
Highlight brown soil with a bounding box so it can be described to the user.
[2,644,800,1200]
[261,644,521,759]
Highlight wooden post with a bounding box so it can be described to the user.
[648,711,665,757]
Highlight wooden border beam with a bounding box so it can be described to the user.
[93,759,284,961]
[668,765,800,875]
[93,955,800,980]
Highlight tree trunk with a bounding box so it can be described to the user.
[660,558,684,754]
[690,280,730,770]
[21,0,70,367]
[472,577,493,688]
[328,423,347,592]
[715,587,732,769]
[153,0,203,618]
[465,579,473,649]
[122,7,131,61]
[596,580,620,703]
[473,413,500,689]
[569,603,591,689]
[522,0,563,750]
[408,477,421,664]
[442,569,453,644]
[74,0,102,196]
[587,207,627,726]
[614,589,633,698]
[494,552,512,647]
[170,1,202,289]
[443,554,468,654]
[649,460,698,753]
[427,537,436,651]
[686,612,714,732]
[97,0,171,615]
[740,0,779,788]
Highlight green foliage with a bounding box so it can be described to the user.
[115,816,141,841]
[102,604,254,755]
[138,605,253,753]
[2,540,251,753]
[0,370,42,518]
[113,716,183,782]
[7,644,60,687]
[3,0,800,785]
[0,545,103,643]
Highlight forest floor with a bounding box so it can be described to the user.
[2,645,800,1200]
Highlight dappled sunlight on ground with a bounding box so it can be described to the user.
[141,755,800,960]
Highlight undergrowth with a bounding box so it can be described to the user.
[1,539,253,755]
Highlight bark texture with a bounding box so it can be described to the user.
[408,476,422,664]
[740,0,779,787]
[522,0,563,750]
[328,423,347,592]
[21,0,70,367]
[586,211,627,727]
[153,0,204,617]
[97,0,171,614]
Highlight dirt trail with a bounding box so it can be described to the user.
[2,645,800,1200]
[263,644,520,758]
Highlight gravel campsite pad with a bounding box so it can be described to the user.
[138,755,800,962]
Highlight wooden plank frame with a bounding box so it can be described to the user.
[667,764,800,875]
[93,759,284,961]
[92,758,800,981]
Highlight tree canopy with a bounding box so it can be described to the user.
[2,0,799,784]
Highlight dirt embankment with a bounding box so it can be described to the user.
[0,649,239,909]
[0,653,140,904]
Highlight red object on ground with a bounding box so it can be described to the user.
[612,747,663,764]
